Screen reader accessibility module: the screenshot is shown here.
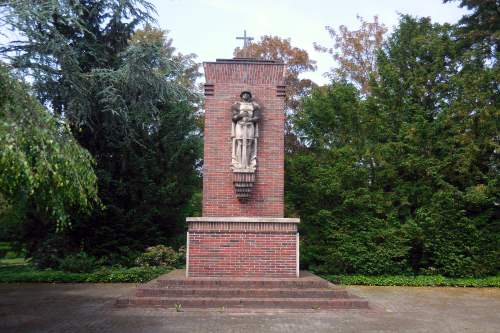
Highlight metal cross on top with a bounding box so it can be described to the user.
[236,30,254,56]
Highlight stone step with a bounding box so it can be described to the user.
[136,287,350,299]
[156,277,329,289]
[116,296,370,309]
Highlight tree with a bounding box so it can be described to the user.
[0,0,156,117]
[314,15,387,95]
[0,63,98,243]
[1,1,202,264]
[444,0,500,55]
[234,36,317,152]
[288,15,499,277]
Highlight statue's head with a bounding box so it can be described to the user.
[240,91,252,102]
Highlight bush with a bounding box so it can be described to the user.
[323,274,500,287]
[30,235,70,269]
[58,252,99,273]
[98,246,142,268]
[85,266,170,283]
[0,242,9,256]
[135,245,184,268]
[0,265,170,283]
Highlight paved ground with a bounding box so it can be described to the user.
[1,283,499,333]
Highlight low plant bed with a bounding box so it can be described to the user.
[323,274,500,288]
[0,264,171,283]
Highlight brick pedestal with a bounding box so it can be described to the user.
[187,217,299,277]
[187,58,299,278]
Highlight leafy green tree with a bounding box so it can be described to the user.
[289,15,499,277]
[1,1,202,264]
[0,63,98,244]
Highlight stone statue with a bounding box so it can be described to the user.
[231,91,260,172]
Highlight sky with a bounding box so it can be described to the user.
[151,0,467,85]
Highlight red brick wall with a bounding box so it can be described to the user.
[188,231,297,277]
[202,59,286,217]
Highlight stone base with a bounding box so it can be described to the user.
[116,269,370,310]
[186,217,300,278]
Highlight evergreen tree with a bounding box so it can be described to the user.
[289,15,499,277]
[1,1,202,264]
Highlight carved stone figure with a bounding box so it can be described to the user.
[231,91,260,172]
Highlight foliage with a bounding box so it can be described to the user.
[0,264,170,283]
[444,0,500,55]
[58,252,99,273]
[0,242,10,258]
[315,15,387,95]
[324,274,500,287]
[0,1,202,264]
[29,233,72,269]
[234,36,317,152]
[234,35,316,111]
[135,245,185,268]
[289,15,499,278]
[84,266,170,282]
[0,63,98,234]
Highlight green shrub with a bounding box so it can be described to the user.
[324,275,500,287]
[135,245,184,268]
[0,265,170,283]
[0,242,8,258]
[102,247,142,268]
[30,235,70,269]
[85,266,170,283]
[58,252,99,273]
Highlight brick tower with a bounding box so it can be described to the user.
[186,58,300,277]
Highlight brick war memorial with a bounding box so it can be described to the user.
[186,57,300,278]
[117,32,368,309]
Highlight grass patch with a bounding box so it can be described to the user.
[0,264,171,283]
[0,257,27,266]
[323,275,500,287]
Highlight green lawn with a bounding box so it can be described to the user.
[0,257,26,266]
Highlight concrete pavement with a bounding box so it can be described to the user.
[1,283,499,332]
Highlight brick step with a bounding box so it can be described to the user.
[156,277,329,289]
[136,287,350,299]
[116,296,369,309]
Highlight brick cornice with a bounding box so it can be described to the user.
[187,217,300,223]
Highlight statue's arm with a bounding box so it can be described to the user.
[251,103,260,123]
[231,102,241,121]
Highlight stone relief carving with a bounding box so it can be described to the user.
[231,91,260,172]
[231,91,260,200]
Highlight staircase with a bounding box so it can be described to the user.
[116,270,369,310]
